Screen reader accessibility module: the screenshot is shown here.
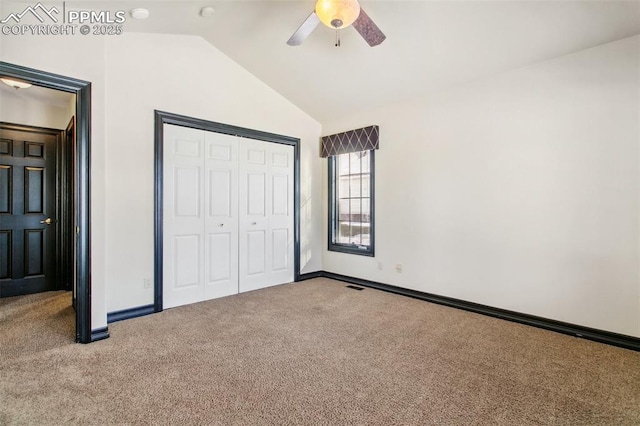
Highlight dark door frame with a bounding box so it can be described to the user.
[63,117,76,299]
[0,61,94,343]
[153,110,301,312]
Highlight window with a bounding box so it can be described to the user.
[328,150,374,256]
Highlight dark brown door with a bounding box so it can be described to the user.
[0,124,59,297]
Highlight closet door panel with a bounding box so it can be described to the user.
[163,124,205,309]
[239,139,294,293]
[204,132,239,300]
[268,147,294,281]
[239,140,268,291]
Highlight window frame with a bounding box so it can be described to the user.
[328,149,375,257]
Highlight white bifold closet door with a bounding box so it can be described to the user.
[163,124,294,309]
[238,138,294,293]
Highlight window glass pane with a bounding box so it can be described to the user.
[361,198,370,223]
[361,150,370,173]
[350,198,361,223]
[350,152,361,174]
[349,175,361,198]
[338,199,350,221]
[338,153,350,175]
[360,226,370,246]
[361,175,370,197]
[350,196,362,245]
[337,221,350,244]
[338,176,350,199]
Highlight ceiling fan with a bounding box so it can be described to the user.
[287,0,386,47]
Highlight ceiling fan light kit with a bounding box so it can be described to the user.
[287,0,386,47]
[1,77,32,90]
[315,0,360,29]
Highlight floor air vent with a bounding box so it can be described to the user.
[346,285,364,291]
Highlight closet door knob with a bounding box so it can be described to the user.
[252,222,257,225]
[218,224,224,227]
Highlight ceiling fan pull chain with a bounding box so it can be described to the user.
[335,29,341,47]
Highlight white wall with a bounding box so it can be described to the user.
[1,31,323,327]
[322,36,640,337]
[0,89,72,130]
[103,33,322,312]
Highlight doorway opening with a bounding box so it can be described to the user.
[0,61,93,343]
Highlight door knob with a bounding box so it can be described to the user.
[252,222,257,225]
[40,217,53,225]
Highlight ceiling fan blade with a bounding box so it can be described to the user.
[352,8,386,47]
[287,12,320,46]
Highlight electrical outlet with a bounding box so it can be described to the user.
[377,262,383,270]
[395,264,402,273]
[144,278,152,289]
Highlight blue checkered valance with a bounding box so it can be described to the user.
[321,125,379,158]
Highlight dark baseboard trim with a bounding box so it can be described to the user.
[298,271,324,281]
[107,304,155,324]
[319,271,640,352]
[89,327,110,343]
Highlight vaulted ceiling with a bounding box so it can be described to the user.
[5,1,640,123]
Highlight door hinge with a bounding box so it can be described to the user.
[76,226,80,234]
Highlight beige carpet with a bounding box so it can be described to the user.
[1,278,639,425]
[0,290,75,361]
